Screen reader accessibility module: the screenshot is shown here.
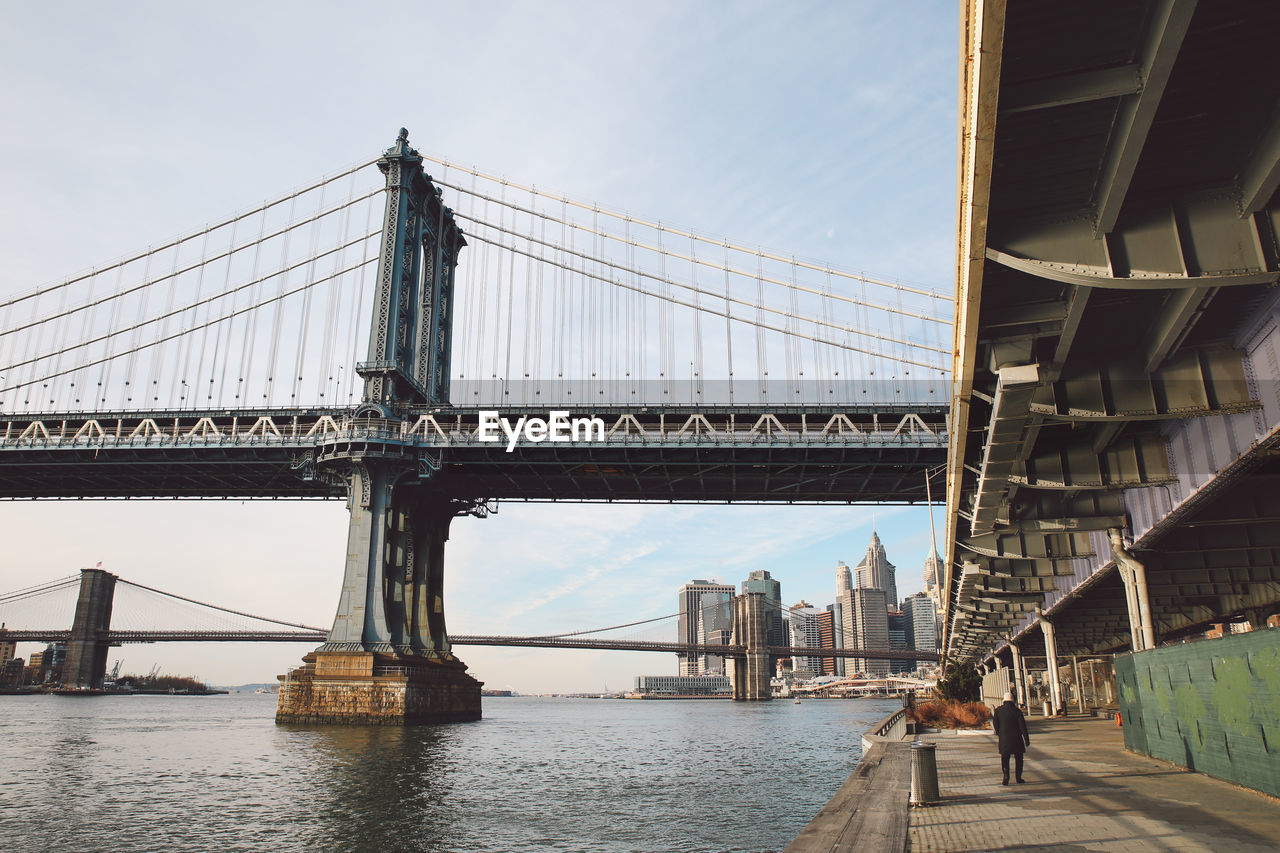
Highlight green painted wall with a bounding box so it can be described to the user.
[1116,629,1280,797]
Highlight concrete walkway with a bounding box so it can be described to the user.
[909,714,1280,852]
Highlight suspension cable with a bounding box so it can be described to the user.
[459,211,947,356]
[0,189,382,341]
[464,231,946,372]
[0,575,81,604]
[2,255,378,394]
[419,153,949,303]
[0,160,378,312]
[439,179,951,327]
[117,579,324,631]
[4,233,380,376]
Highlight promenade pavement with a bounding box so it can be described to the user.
[908,714,1280,852]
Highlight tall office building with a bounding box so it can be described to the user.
[677,580,734,675]
[847,587,890,677]
[904,591,938,655]
[854,531,898,609]
[787,602,822,676]
[816,609,838,676]
[887,610,912,674]
[824,602,846,677]
[836,561,853,596]
[742,570,787,651]
[922,551,944,617]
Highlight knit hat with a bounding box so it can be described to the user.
[1002,691,1014,702]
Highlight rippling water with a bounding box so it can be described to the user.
[0,693,898,852]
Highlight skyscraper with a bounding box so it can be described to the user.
[831,562,853,678]
[742,569,786,652]
[816,609,839,676]
[887,610,912,674]
[904,591,938,655]
[677,580,734,675]
[922,551,944,616]
[787,601,822,676]
[848,587,889,677]
[854,531,897,608]
[835,561,853,596]
[825,601,846,677]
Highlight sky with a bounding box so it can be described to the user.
[0,2,959,692]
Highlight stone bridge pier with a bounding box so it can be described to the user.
[730,592,772,701]
[62,568,117,689]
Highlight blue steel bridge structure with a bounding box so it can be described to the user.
[0,130,949,710]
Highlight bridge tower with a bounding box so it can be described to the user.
[729,592,772,701]
[62,568,117,690]
[276,129,483,725]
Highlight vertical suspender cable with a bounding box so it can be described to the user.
[262,195,300,404]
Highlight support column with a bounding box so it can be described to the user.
[730,592,771,701]
[276,466,483,725]
[1010,640,1028,711]
[1038,610,1062,715]
[61,568,116,689]
[1072,654,1086,712]
[1110,529,1156,651]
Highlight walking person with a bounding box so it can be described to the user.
[992,691,1030,785]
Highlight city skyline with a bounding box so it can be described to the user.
[651,531,939,684]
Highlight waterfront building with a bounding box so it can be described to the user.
[787,601,822,676]
[853,531,897,608]
[0,633,15,665]
[631,674,731,697]
[1,657,22,686]
[677,580,735,675]
[904,591,938,654]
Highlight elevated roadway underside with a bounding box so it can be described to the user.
[0,404,947,503]
[946,0,1280,663]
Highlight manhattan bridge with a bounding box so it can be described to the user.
[0,130,950,722]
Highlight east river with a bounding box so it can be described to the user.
[0,692,899,852]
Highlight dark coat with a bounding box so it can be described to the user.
[992,701,1030,754]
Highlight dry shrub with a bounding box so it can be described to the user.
[909,699,991,729]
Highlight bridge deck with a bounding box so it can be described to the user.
[0,404,946,501]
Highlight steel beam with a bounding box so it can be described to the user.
[960,530,1093,561]
[971,364,1041,534]
[1000,64,1142,115]
[1143,287,1216,373]
[1015,433,1173,489]
[1238,110,1280,216]
[1000,490,1127,533]
[1093,0,1199,236]
[1029,348,1256,420]
[989,193,1280,290]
